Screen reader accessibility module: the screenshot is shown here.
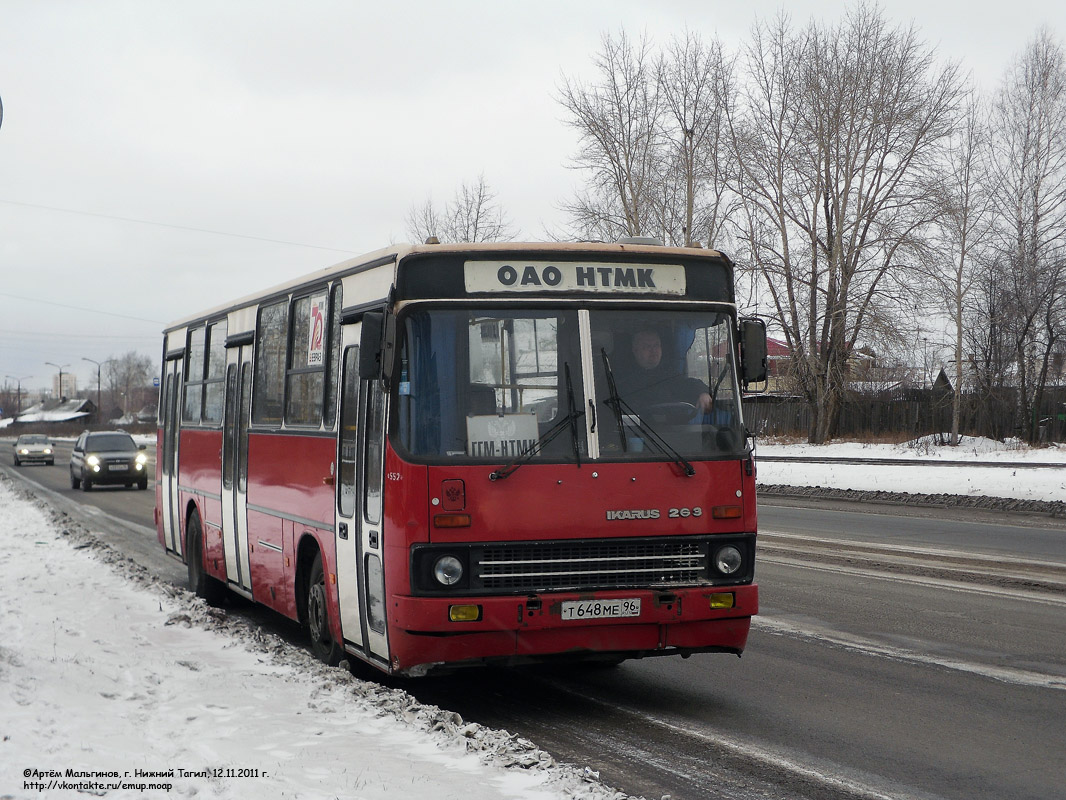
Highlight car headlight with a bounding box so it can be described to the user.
[19,448,29,455]
[433,555,464,587]
[43,448,52,454]
[136,453,148,465]
[86,455,100,467]
[715,545,743,575]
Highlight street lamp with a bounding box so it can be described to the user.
[82,357,105,421]
[45,362,70,402]
[4,374,32,417]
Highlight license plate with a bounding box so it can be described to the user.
[560,598,641,621]
[109,464,128,471]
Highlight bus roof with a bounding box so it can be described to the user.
[161,240,731,332]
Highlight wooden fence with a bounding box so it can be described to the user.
[745,387,1066,443]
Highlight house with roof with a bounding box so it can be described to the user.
[15,398,96,424]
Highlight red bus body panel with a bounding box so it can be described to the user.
[380,445,758,674]
[158,429,757,675]
[161,429,337,623]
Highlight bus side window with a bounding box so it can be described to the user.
[364,379,385,525]
[202,319,227,424]
[253,300,288,425]
[338,345,359,518]
[323,283,342,429]
[183,325,205,423]
[286,291,328,427]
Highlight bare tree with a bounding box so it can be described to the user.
[558,30,665,241]
[728,4,965,443]
[928,93,996,444]
[986,28,1066,443]
[405,175,517,243]
[405,198,445,245]
[656,30,739,248]
[557,29,740,248]
[106,351,153,416]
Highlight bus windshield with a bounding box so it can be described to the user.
[396,306,745,462]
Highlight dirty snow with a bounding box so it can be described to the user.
[0,477,626,800]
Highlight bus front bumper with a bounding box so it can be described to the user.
[386,583,757,675]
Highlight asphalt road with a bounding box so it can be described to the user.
[4,441,1065,800]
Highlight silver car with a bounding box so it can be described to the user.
[13,434,54,466]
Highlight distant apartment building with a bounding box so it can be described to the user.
[52,372,77,400]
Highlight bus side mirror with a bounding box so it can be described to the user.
[359,312,384,379]
[739,317,768,388]
[358,310,397,385]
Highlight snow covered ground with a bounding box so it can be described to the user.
[756,436,1066,504]
[0,478,623,800]
[1,436,1064,800]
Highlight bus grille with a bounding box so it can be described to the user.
[475,540,708,592]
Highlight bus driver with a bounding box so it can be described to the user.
[620,329,713,417]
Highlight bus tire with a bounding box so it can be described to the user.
[186,509,225,605]
[307,552,343,666]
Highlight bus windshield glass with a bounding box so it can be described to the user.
[396,306,744,461]
[590,309,744,459]
[398,308,582,461]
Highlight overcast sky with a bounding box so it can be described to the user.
[0,0,1058,398]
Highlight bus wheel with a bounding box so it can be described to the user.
[307,553,343,666]
[186,510,225,605]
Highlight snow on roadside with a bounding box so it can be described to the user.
[0,476,631,800]
[755,437,1066,504]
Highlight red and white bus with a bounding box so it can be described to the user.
[156,240,767,676]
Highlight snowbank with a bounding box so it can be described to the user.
[756,437,1066,504]
[0,477,629,800]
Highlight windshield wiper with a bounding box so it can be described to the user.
[599,348,696,477]
[600,348,628,450]
[489,363,584,481]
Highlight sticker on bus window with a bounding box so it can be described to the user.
[466,413,539,458]
[307,295,327,366]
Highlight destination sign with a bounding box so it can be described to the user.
[466,412,539,458]
[463,260,687,295]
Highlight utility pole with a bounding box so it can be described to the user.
[82,357,105,422]
[45,362,70,402]
[5,374,31,417]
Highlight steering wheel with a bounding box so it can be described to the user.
[645,401,700,424]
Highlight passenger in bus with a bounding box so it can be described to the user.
[619,329,714,419]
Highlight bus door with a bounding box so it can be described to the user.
[160,355,182,555]
[220,345,253,593]
[335,324,390,664]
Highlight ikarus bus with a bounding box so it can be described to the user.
[156,240,768,676]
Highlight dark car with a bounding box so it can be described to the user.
[13,434,55,466]
[70,430,149,491]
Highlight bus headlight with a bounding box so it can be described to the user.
[714,545,743,575]
[433,555,464,587]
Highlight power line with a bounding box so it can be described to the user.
[0,328,158,341]
[0,198,360,254]
[0,291,163,324]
